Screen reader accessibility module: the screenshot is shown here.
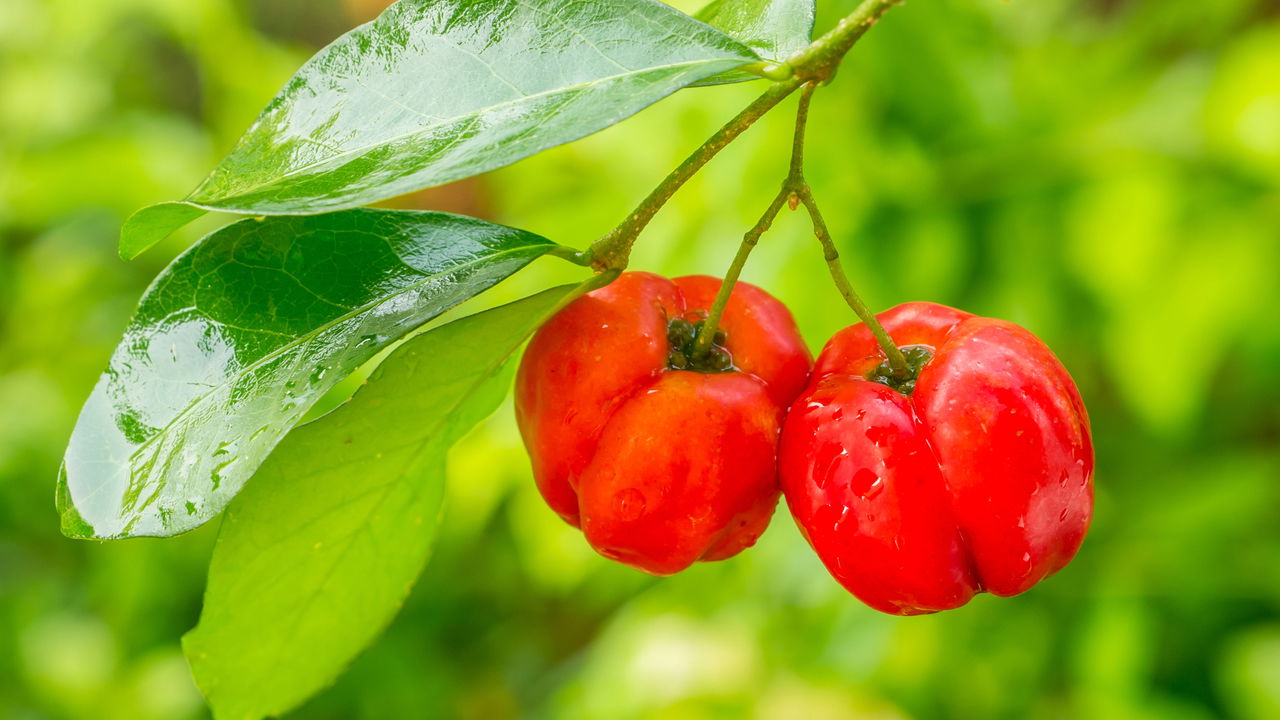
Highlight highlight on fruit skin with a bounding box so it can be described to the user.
[779,302,1094,615]
[515,271,812,576]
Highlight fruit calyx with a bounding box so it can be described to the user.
[867,345,933,395]
[666,315,733,372]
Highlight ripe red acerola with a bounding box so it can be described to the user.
[515,272,811,575]
[779,302,1094,615]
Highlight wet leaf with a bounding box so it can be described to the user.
[120,0,759,257]
[59,208,554,539]
[183,285,581,720]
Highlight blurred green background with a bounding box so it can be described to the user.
[3,0,1280,718]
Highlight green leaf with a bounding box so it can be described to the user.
[692,0,816,86]
[121,0,759,256]
[183,284,581,720]
[59,208,554,539]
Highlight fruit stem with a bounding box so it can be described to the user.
[583,0,903,272]
[796,187,909,378]
[692,76,909,377]
[690,79,820,359]
[691,187,791,358]
[784,84,909,378]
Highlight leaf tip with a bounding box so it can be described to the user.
[120,201,208,260]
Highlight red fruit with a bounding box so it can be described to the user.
[515,272,811,575]
[779,302,1093,615]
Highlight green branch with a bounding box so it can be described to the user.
[789,0,902,83]
[586,81,799,271]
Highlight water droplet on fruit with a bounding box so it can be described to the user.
[850,467,882,499]
[813,444,849,490]
[864,425,893,447]
[614,488,646,521]
[1059,508,1069,522]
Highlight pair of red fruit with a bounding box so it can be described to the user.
[515,272,1093,615]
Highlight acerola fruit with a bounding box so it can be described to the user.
[515,272,811,575]
[779,302,1093,615]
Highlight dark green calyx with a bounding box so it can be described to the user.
[666,316,734,373]
[868,345,934,395]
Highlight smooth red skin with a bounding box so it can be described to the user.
[780,302,1093,615]
[515,272,811,575]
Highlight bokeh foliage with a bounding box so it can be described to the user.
[2,0,1279,718]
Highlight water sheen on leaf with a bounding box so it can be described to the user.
[120,0,759,256]
[59,208,554,539]
[182,285,581,720]
[692,0,816,86]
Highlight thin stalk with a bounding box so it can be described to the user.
[689,84,818,357]
[796,186,909,377]
[780,82,909,376]
[786,83,815,190]
[690,187,791,357]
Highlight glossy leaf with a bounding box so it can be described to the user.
[119,0,760,258]
[59,208,555,539]
[183,285,580,720]
[693,0,816,86]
